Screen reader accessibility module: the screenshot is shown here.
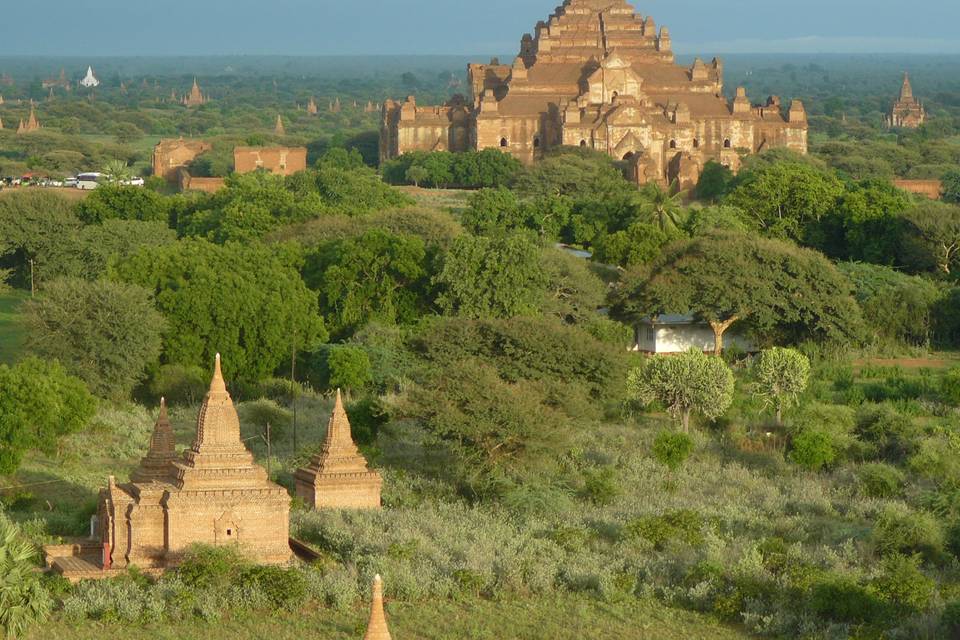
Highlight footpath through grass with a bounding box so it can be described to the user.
[31,593,753,640]
[0,290,27,364]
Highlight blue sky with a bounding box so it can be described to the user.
[1,0,958,56]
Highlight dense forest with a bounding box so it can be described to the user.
[1,54,960,639]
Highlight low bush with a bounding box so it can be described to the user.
[809,574,885,624]
[789,430,837,471]
[623,510,706,550]
[872,504,945,563]
[652,431,695,471]
[857,463,906,498]
[871,554,937,615]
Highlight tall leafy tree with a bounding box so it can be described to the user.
[113,239,326,382]
[303,230,430,339]
[943,169,960,204]
[0,191,82,292]
[724,160,844,241]
[0,358,96,475]
[753,347,811,425]
[902,202,960,274]
[23,278,166,399]
[610,231,864,354]
[434,232,547,319]
[75,185,171,224]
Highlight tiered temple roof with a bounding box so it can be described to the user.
[294,390,383,509]
[888,72,925,129]
[131,398,178,484]
[171,354,270,491]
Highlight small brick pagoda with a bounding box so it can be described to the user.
[295,390,383,510]
[363,575,392,640]
[50,355,292,580]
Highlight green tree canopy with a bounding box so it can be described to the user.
[902,201,960,274]
[513,147,636,200]
[434,232,547,319]
[303,230,430,339]
[0,191,82,291]
[610,231,864,354]
[112,239,326,383]
[23,278,166,399]
[724,159,845,241]
[75,185,171,225]
[0,357,96,475]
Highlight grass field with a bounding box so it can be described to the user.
[30,594,753,640]
[0,290,27,364]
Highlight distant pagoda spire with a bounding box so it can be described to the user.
[363,575,392,640]
[900,72,914,101]
[275,113,285,136]
[307,97,318,115]
[131,398,178,483]
[26,106,39,131]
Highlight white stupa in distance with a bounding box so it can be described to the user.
[80,66,99,88]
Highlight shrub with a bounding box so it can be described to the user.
[942,600,960,637]
[580,467,619,506]
[239,565,308,610]
[872,504,945,563]
[176,545,249,591]
[624,510,705,550]
[856,403,920,460]
[942,367,960,405]
[0,514,52,638]
[809,574,884,624]
[789,429,837,472]
[652,431,695,471]
[857,463,906,498]
[326,346,373,391]
[871,554,936,615]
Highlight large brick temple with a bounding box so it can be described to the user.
[381,0,808,188]
[80,355,291,577]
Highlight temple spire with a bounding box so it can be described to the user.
[190,353,243,450]
[363,575,392,640]
[900,72,914,101]
[326,389,355,450]
[275,113,285,136]
[131,398,178,483]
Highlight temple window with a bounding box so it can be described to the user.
[500,137,509,147]
[623,151,634,160]
[669,140,677,149]
[723,139,732,148]
[580,139,587,147]
[533,136,541,148]
[226,529,232,537]
[693,138,700,148]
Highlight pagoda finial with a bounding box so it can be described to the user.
[363,575,392,640]
[210,353,226,394]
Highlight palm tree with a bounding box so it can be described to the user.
[639,179,686,231]
[0,515,51,639]
[101,159,133,184]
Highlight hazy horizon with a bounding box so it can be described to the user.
[1,0,958,57]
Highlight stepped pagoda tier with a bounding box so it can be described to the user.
[887,73,926,129]
[294,390,383,509]
[381,0,808,189]
[130,398,177,484]
[77,355,291,579]
[363,575,392,640]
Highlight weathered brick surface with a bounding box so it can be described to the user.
[295,390,383,510]
[381,0,808,188]
[52,356,293,581]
